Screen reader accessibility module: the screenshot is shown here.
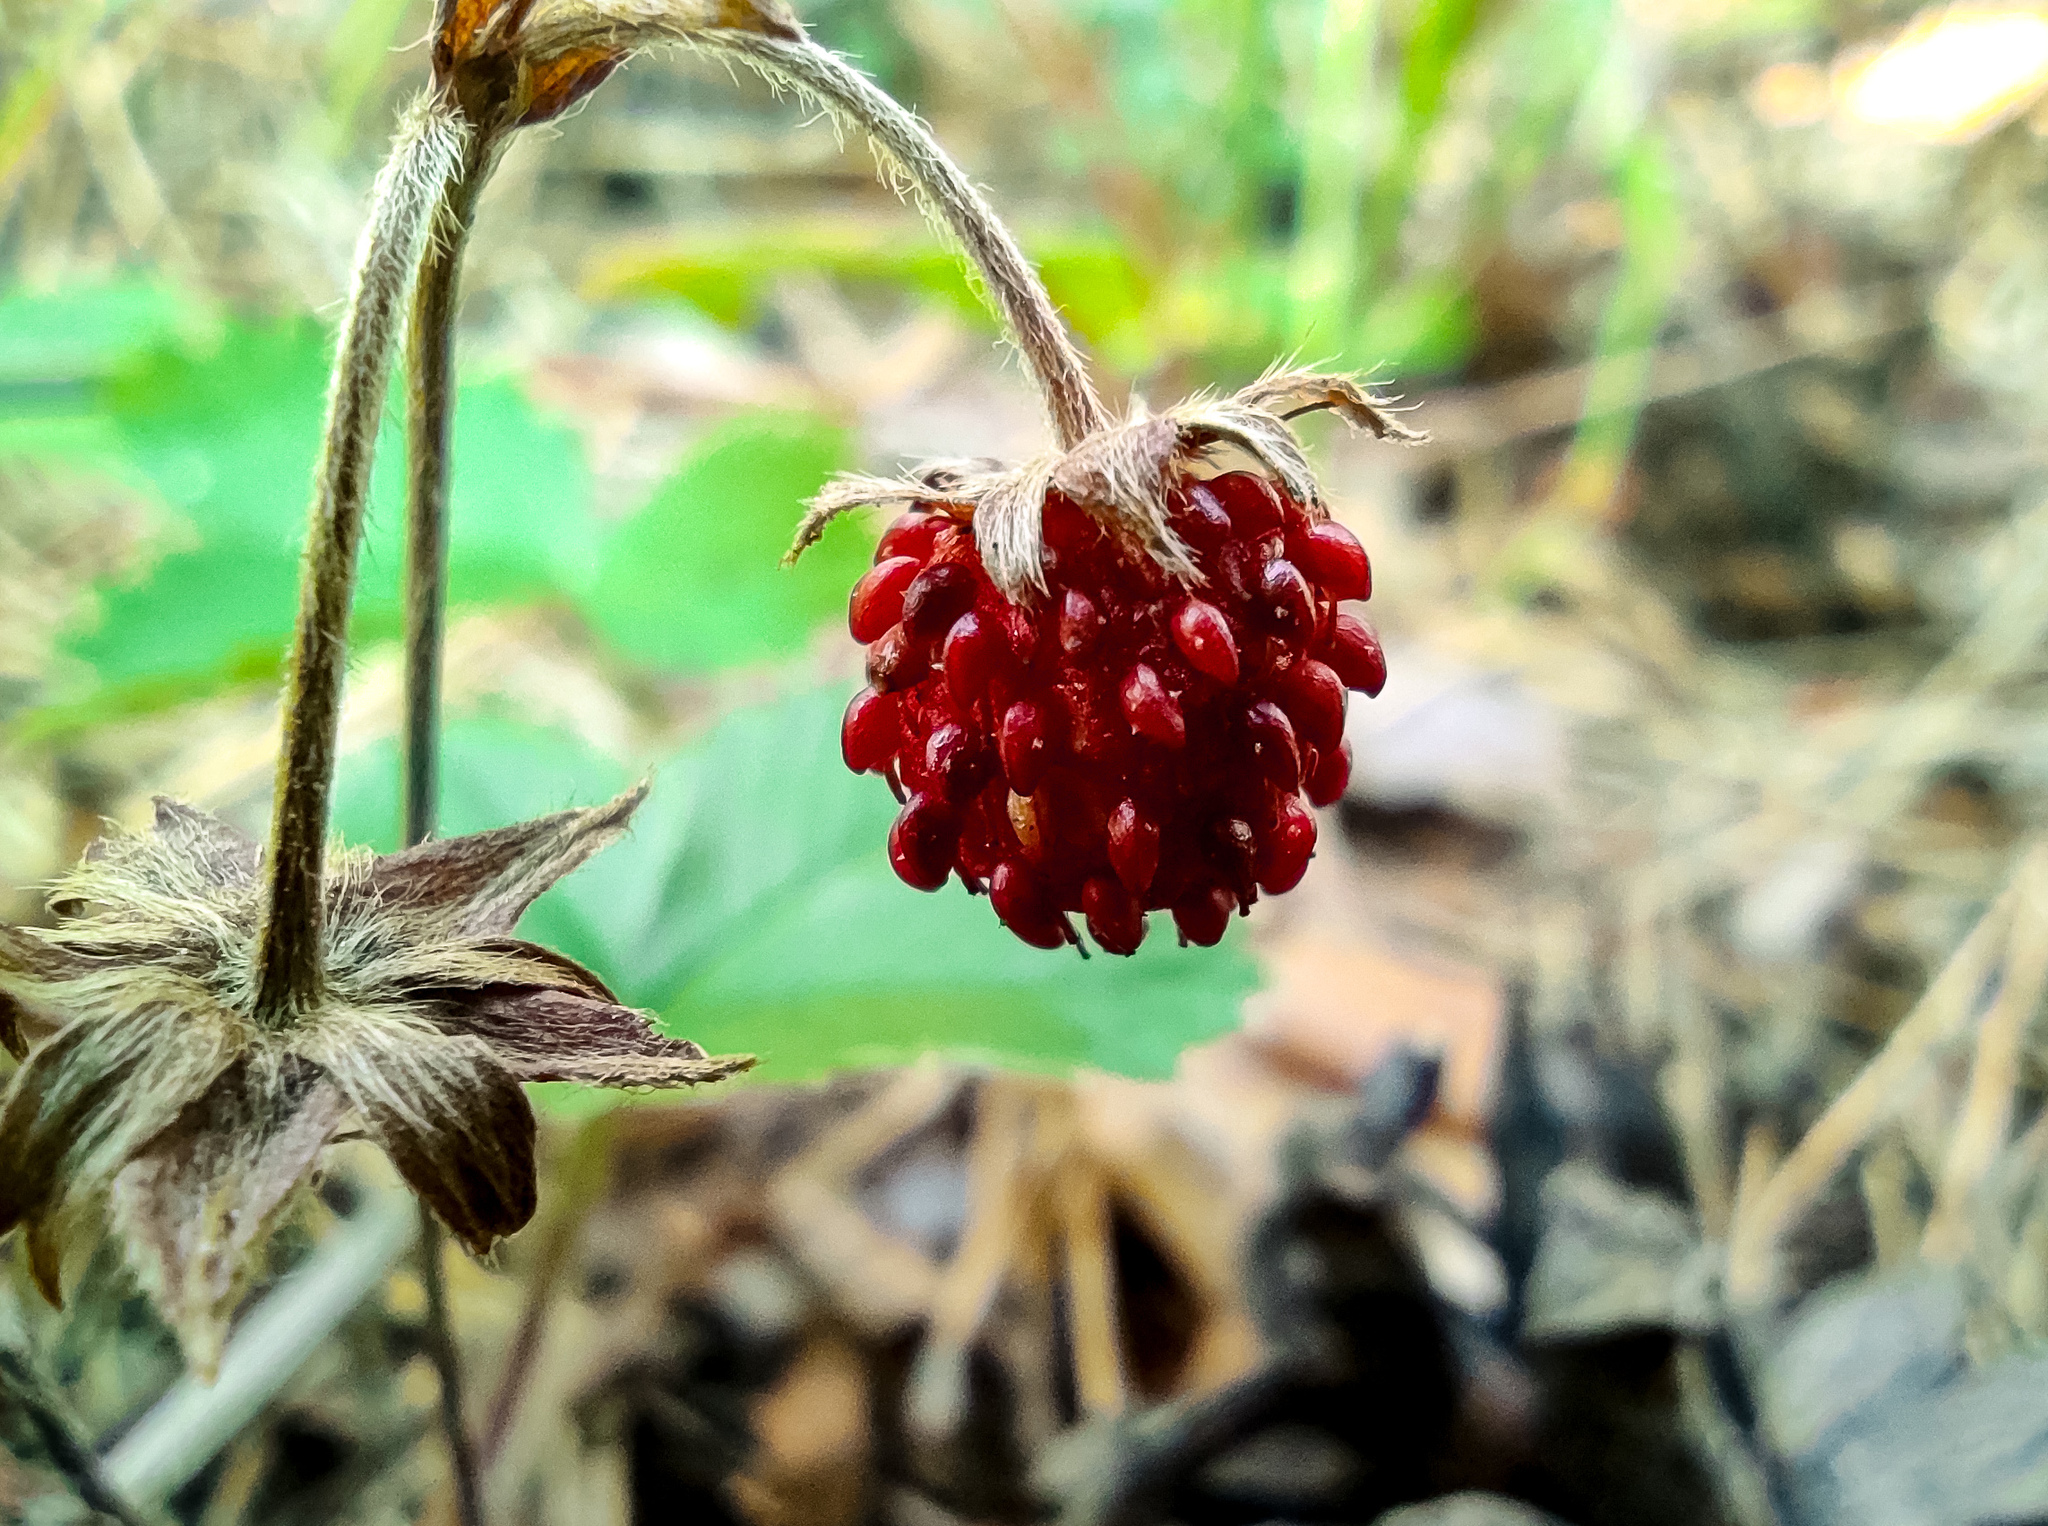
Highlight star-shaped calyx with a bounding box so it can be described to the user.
[0,789,750,1374]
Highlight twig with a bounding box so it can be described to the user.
[415,1209,482,1526]
[1922,849,2048,1263]
[0,1334,156,1526]
[101,1189,417,1506]
[1725,846,2041,1303]
[479,1113,619,1471]
[251,93,469,1023]
[402,122,497,1526]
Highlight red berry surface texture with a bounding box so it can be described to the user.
[839,469,1389,955]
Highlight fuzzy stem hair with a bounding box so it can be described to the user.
[717,33,1112,451]
[253,95,470,1024]
[401,122,496,1526]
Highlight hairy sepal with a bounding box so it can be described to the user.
[789,369,1420,602]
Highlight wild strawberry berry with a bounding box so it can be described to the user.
[845,474,1387,953]
[842,687,899,773]
[1323,612,1387,699]
[1304,739,1353,808]
[850,556,922,643]
[889,792,957,891]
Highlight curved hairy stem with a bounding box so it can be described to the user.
[716,32,1112,451]
[400,123,496,1526]
[252,94,470,1023]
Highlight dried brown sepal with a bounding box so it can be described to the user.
[300,1020,537,1257]
[787,367,1422,602]
[364,783,648,938]
[109,1056,348,1377]
[0,1005,236,1255]
[0,789,750,1361]
[442,988,756,1086]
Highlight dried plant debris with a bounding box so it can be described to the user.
[0,792,750,1373]
[1751,1265,2048,1526]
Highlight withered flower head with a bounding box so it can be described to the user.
[0,791,750,1374]
[431,0,803,128]
[790,367,1420,602]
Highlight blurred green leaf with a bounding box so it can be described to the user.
[580,412,863,672]
[587,224,1153,352]
[333,690,1255,1081]
[38,319,594,720]
[0,280,191,386]
[1355,272,1478,377]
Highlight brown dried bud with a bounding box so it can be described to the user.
[0,792,750,1374]
[787,368,1422,602]
[432,0,804,130]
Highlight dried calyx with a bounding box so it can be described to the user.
[0,794,747,1374]
[795,368,1417,602]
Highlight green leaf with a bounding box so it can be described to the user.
[47,320,595,714]
[580,413,865,672]
[333,690,1255,1082]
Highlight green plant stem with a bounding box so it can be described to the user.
[252,94,469,1023]
[402,124,495,1526]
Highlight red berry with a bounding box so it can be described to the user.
[924,722,986,801]
[901,562,978,642]
[1083,874,1146,955]
[1107,799,1161,894]
[867,625,924,693]
[889,793,957,891]
[850,556,922,642]
[1322,612,1386,697]
[1171,599,1240,685]
[1276,658,1346,751]
[1208,471,1284,535]
[1178,485,1234,550]
[1305,739,1352,807]
[876,510,947,565]
[991,860,1067,949]
[1294,521,1372,601]
[1209,815,1257,900]
[943,611,1004,705]
[1243,701,1301,790]
[836,469,1383,948]
[1059,588,1104,657]
[1260,558,1315,645]
[1255,795,1317,894]
[1172,884,1235,947]
[842,687,899,773]
[1000,700,1056,794]
[1120,663,1185,748]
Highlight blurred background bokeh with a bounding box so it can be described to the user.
[11,0,2048,1522]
